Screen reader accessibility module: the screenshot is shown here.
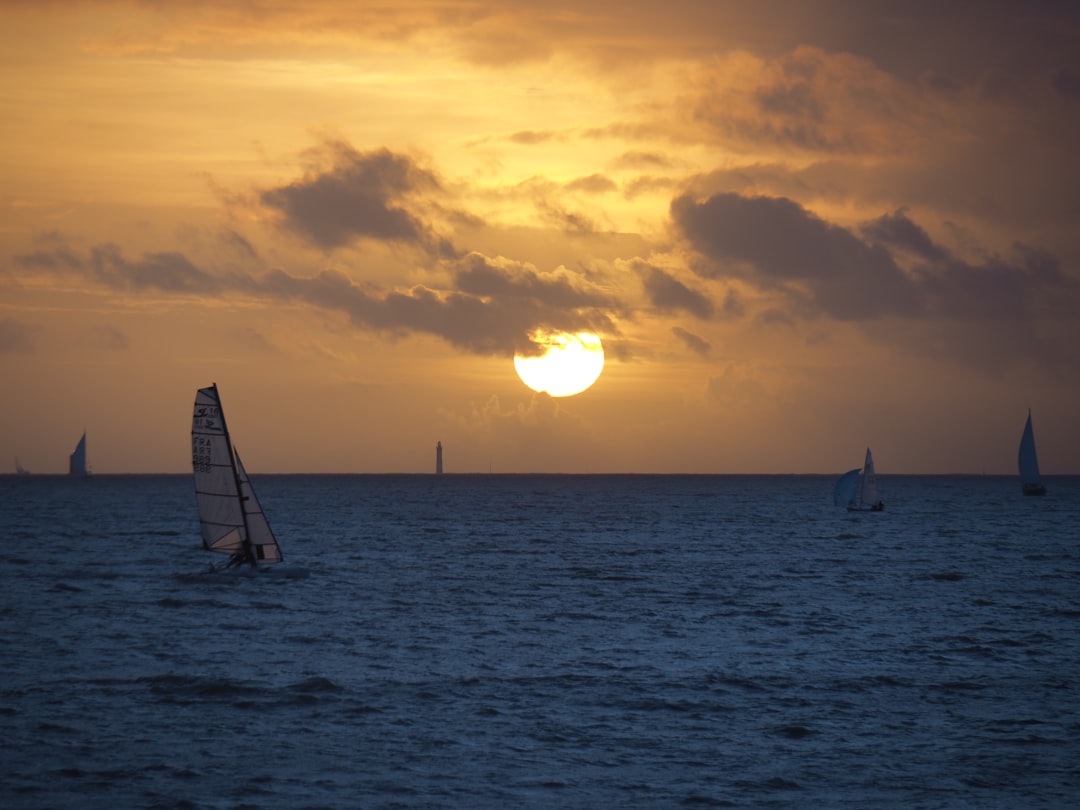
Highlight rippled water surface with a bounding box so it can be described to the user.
[2,473,1079,808]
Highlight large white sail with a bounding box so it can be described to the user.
[191,384,283,566]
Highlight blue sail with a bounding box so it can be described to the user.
[833,468,860,508]
[1018,410,1046,495]
[69,432,88,476]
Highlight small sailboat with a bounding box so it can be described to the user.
[69,432,89,477]
[15,457,30,476]
[834,448,884,511]
[192,383,284,570]
[1018,410,1046,496]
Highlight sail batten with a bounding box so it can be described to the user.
[191,384,283,566]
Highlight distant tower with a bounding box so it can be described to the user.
[436,441,443,475]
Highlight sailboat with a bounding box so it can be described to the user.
[191,383,284,570]
[834,448,884,511]
[1018,410,1046,496]
[15,457,30,476]
[69,432,89,477]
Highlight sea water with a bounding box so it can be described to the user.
[1,473,1078,809]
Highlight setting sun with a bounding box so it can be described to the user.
[513,330,605,397]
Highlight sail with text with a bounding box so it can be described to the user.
[191,384,283,568]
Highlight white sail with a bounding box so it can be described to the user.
[235,450,283,564]
[191,384,283,566]
[836,448,883,511]
[69,432,88,476]
[1018,410,1046,495]
[858,448,880,509]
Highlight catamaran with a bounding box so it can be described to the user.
[192,384,284,570]
[834,448,885,511]
[1018,410,1047,496]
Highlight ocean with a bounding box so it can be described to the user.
[1,473,1078,808]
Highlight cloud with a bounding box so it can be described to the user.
[671,190,1077,371]
[88,245,224,292]
[671,191,921,319]
[859,208,950,263]
[259,141,459,256]
[637,263,714,318]
[508,130,563,145]
[17,243,623,359]
[673,192,1074,323]
[454,253,615,312]
[671,326,710,356]
[683,47,924,158]
[564,174,618,194]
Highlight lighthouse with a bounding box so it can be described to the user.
[435,441,443,474]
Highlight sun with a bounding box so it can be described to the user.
[513,330,605,397]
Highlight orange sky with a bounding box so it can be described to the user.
[2,0,1079,474]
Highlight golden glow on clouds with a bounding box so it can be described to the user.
[1,1,1078,473]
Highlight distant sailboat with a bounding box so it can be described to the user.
[834,448,884,511]
[1018,410,1046,496]
[15,457,30,476]
[69,432,89,477]
[191,383,284,570]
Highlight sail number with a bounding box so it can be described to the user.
[192,436,215,473]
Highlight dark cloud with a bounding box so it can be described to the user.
[260,142,458,256]
[671,191,921,319]
[637,263,714,318]
[920,245,1066,319]
[859,209,950,263]
[672,191,1074,326]
[19,242,224,293]
[15,248,82,271]
[0,317,35,354]
[671,189,1076,370]
[89,244,224,292]
[18,244,620,359]
[454,253,615,311]
[255,267,520,355]
[256,259,618,357]
[671,325,710,356]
